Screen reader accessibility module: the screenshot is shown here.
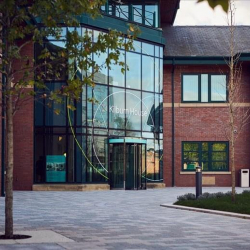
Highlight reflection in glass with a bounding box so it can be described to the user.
[201,74,208,102]
[86,136,92,182]
[93,85,108,128]
[126,90,141,131]
[160,59,163,93]
[159,95,163,132]
[146,139,155,180]
[109,129,125,136]
[145,4,158,27]
[155,45,159,58]
[109,88,125,129]
[87,86,93,126]
[142,43,154,56]
[155,94,160,132]
[211,75,226,101]
[212,162,227,171]
[142,55,154,92]
[126,52,141,89]
[45,27,67,40]
[142,92,154,132]
[92,136,107,182]
[45,82,66,126]
[155,141,160,179]
[183,75,199,101]
[160,47,163,58]
[126,131,141,137]
[93,51,108,84]
[155,58,159,93]
[133,40,141,53]
[183,142,199,170]
[76,135,86,183]
[116,5,129,19]
[159,140,163,180]
[35,91,44,126]
[45,41,67,80]
[142,132,154,138]
[109,50,125,87]
[133,5,142,23]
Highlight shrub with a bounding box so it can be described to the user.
[177,193,196,202]
[176,191,237,202]
[242,190,250,194]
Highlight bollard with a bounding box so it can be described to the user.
[196,166,202,199]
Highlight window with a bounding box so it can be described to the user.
[101,1,159,28]
[182,74,227,102]
[182,142,229,171]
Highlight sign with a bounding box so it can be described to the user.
[46,155,66,182]
[109,106,148,117]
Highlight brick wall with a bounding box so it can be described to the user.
[163,63,250,187]
[12,41,34,190]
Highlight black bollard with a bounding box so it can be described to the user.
[196,166,202,199]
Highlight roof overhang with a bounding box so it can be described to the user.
[164,54,250,65]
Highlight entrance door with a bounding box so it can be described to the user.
[109,138,146,190]
[109,144,124,189]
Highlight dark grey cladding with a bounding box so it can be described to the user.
[163,26,250,57]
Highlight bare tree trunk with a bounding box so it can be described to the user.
[5,93,14,238]
[230,129,236,202]
[228,0,236,203]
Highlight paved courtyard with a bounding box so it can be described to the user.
[1,187,250,249]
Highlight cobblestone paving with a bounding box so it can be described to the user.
[1,187,250,249]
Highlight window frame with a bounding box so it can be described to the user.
[182,141,229,172]
[181,73,228,103]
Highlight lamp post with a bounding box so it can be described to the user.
[196,166,202,199]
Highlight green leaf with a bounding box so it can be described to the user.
[197,0,229,12]
[54,109,61,115]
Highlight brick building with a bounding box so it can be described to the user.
[163,26,250,187]
[1,1,250,193]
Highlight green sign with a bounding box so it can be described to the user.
[46,155,66,182]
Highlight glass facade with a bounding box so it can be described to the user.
[34,26,163,185]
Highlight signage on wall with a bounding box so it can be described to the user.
[46,155,66,182]
[109,106,148,117]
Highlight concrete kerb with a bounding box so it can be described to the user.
[160,204,250,220]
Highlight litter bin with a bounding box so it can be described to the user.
[240,169,249,188]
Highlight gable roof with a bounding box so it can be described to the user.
[163,26,250,57]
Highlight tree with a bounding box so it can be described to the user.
[0,0,138,238]
[223,0,250,202]
[198,0,250,201]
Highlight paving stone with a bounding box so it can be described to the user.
[0,187,250,249]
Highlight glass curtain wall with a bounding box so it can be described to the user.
[34,26,163,184]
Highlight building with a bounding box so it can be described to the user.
[163,26,250,187]
[1,0,250,193]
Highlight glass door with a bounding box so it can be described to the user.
[109,138,146,190]
[109,144,124,189]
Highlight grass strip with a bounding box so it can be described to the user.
[174,192,250,215]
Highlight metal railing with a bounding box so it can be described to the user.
[101,3,157,28]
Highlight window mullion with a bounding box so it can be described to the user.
[208,142,211,171]
[208,74,211,102]
[198,74,201,102]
